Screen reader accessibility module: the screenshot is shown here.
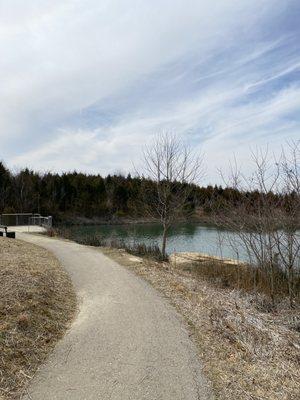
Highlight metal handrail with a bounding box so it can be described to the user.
[0,213,52,228]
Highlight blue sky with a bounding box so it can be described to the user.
[1,0,299,183]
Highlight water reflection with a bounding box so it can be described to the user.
[70,223,248,260]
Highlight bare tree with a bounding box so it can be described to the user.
[141,133,203,259]
[273,141,300,306]
[216,150,280,304]
[215,143,300,306]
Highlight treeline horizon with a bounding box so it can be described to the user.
[0,161,290,224]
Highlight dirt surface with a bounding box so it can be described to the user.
[0,237,76,399]
[169,252,244,266]
[18,233,213,400]
[102,247,300,400]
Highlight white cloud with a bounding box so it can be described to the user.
[12,83,300,184]
[1,0,300,182]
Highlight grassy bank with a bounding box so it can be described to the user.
[179,257,300,306]
[102,248,300,400]
[0,238,76,399]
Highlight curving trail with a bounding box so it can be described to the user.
[19,233,213,400]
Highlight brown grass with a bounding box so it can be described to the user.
[0,238,76,399]
[183,260,300,304]
[102,247,300,400]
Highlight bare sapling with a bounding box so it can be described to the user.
[214,144,300,306]
[140,132,203,259]
[273,141,300,307]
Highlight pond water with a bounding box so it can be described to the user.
[68,223,247,261]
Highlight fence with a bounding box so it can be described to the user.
[29,215,53,228]
[0,213,52,228]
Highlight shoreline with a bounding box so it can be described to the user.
[170,251,246,266]
[54,214,217,227]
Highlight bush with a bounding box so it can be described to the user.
[122,241,167,261]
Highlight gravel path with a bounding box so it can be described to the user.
[19,233,213,400]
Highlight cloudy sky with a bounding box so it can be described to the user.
[1,0,299,183]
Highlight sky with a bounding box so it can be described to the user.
[1,0,299,184]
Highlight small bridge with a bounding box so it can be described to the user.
[0,213,52,229]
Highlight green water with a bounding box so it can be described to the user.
[68,223,247,260]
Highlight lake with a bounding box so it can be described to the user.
[68,223,247,261]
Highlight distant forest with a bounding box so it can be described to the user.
[0,162,282,224]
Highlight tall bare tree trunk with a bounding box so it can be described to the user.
[269,261,275,307]
[288,265,294,308]
[162,224,168,259]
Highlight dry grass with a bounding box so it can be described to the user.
[171,253,300,303]
[0,237,76,399]
[103,247,300,400]
[185,260,300,304]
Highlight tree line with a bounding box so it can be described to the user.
[0,161,248,223]
[0,162,297,225]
